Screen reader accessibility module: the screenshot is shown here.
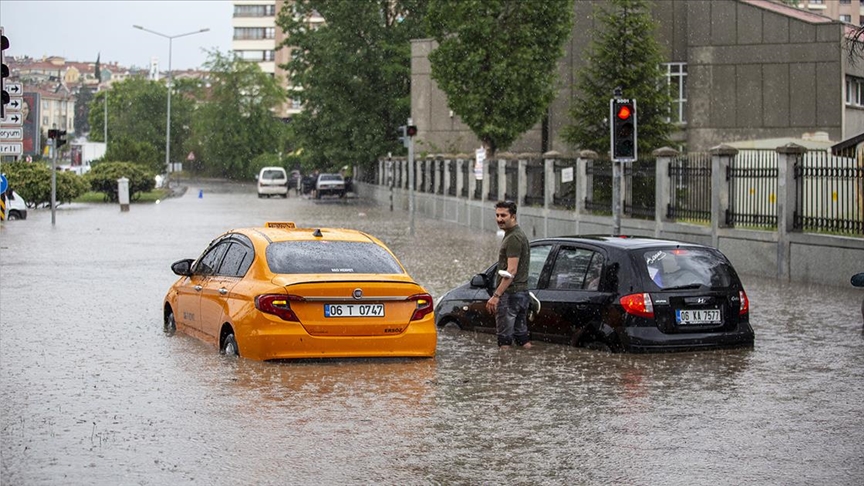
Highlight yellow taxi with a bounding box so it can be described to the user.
[163,222,436,361]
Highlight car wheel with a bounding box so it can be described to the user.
[7,211,20,221]
[164,308,177,335]
[339,191,345,198]
[258,193,264,198]
[221,332,239,356]
[437,318,462,331]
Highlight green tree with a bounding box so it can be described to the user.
[88,77,195,172]
[277,0,429,172]
[426,0,572,157]
[192,50,288,180]
[85,161,155,202]
[2,161,88,208]
[103,137,161,174]
[562,0,673,157]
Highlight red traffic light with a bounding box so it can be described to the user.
[616,104,633,120]
[406,125,418,137]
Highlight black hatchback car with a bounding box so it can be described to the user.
[434,236,755,352]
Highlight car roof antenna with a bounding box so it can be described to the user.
[313,228,323,237]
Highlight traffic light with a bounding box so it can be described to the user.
[610,98,637,161]
[406,125,418,137]
[1,32,9,118]
[48,129,67,148]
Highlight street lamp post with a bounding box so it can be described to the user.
[132,25,209,177]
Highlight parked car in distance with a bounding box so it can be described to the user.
[316,173,346,198]
[4,190,28,220]
[435,236,754,353]
[163,222,437,361]
[256,167,289,198]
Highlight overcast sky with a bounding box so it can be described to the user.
[1,0,234,70]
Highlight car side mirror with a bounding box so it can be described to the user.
[171,259,195,277]
[852,272,864,287]
[470,274,488,288]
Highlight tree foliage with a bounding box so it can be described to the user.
[85,161,155,202]
[562,0,673,156]
[193,50,288,180]
[277,0,429,172]
[2,161,88,208]
[88,77,195,171]
[103,136,161,173]
[426,0,572,157]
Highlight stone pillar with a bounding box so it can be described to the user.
[576,150,597,216]
[710,144,737,248]
[543,151,560,210]
[497,156,508,202]
[117,177,130,212]
[652,147,679,237]
[456,157,465,199]
[776,143,806,280]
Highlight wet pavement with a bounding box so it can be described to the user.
[1,179,863,485]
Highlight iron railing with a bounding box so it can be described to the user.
[668,153,712,223]
[727,150,778,229]
[795,151,864,235]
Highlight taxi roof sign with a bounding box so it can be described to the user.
[266,221,296,229]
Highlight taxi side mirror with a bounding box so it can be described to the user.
[171,259,194,277]
[470,274,488,288]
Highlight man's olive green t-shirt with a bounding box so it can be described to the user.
[497,224,530,292]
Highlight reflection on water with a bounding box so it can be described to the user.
[1,180,862,485]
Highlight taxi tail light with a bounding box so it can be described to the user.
[739,289,750,316]
[408,293,434,321]
[620,292,654,319]
[256,294,304,322]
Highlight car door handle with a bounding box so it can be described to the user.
[194,285,203,292]
[219,288,228,295]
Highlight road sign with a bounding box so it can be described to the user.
[4,97,22,111]
[0,127,22,139]
[0,142,22,154]
[4,82,21,96]
[0,112,22,125]
[0,174,7,194]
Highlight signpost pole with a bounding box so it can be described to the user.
[50,137,56,226]
[407,118,415,237]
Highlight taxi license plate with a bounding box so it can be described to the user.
[676,308,721,325]
[324,303,385,318]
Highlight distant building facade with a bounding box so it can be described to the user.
[411,0,864,155]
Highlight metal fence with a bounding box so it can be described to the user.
[667,152,712,223]
[795,151,864,235]
[624,159,656,220]
[727,149,778,229]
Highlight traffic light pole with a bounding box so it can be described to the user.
[407,118,416,237]
[51,138,57,226]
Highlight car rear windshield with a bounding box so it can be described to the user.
[319,174,342,181]
[266,241,404,274]
[641,247,736,290]
[262,170,285,180]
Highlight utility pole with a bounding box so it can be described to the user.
[407,118,415,236]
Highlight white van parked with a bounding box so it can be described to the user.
[256,167,289,198]
[4,190,28,220]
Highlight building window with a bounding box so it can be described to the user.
[234,4,276,17]
[233,27,276,40]
[840,14,852,22]
[840,0,850,4]
[845,76,864,107]
[663,62,687,124]
[237,50,276,62]
[292,97,302,109]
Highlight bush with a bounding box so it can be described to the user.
[85,162,155,202]
[2,161,88,208]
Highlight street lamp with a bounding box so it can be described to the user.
[133,25,209,176]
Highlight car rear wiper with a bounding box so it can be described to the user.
[661,283,705,291]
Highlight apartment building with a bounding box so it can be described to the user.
[793,0,864,25]
[231,0,323,118]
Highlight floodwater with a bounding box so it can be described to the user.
[1,180,862,485]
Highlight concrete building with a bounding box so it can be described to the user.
[410,0,864,155]
[231,0,323,119]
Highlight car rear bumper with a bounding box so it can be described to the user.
[621,325,754,353]
[258,184,288,195]
[236,321,437,360]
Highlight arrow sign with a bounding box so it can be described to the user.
[0,113,23,126]
[5,98,22,111]
[0,128,23,140]
[5,83,22,95]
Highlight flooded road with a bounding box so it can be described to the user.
[2,180,863,485]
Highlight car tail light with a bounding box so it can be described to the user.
[620,292,654,319]
[739,289,749,316]
[256,294,304,322]
[408,293,434,321]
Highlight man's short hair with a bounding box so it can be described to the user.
[495,200,517,215]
